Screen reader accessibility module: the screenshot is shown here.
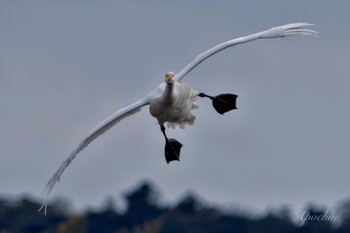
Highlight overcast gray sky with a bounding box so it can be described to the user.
[1,0,349,214]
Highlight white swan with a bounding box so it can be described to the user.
[40,23,318,214]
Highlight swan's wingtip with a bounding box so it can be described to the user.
[37,199,48,215]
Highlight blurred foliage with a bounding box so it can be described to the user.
[58,216,86,233]
[1,180,350,233]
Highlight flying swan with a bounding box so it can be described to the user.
[40,23,318,213]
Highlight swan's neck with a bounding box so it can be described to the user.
[163,83,175,100]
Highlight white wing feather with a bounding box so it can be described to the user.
[39,97,149,214]
[175,23,318,81]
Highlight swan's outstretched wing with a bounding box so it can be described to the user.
[39,97,149,214]
[175,23,318,81]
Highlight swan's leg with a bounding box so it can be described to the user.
[199,92,238,115]
[160,125,182,164]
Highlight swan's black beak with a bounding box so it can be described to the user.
[165,138,182,163]
[212,93,238,115]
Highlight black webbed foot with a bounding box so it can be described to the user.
[165,138,182,164]
[212,93,238,114]
[199,93,238,115]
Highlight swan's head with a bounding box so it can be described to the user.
[165,71,175,85]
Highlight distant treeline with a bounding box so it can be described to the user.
[1,180,350,233]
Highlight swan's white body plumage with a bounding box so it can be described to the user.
[40,23,318,214]
[149,82,199,128]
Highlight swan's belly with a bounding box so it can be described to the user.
[150,102,192,123]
